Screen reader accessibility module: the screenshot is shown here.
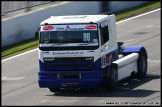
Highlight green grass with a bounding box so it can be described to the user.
[1,1,160,60]
[2,38,38,59]
[115,1,161,21]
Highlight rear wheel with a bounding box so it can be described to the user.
[137,51,147,77]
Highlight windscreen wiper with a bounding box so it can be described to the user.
[78,42,97,46]
[50,43,68,47]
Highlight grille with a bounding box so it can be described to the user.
[44,57,93,63]
[45,64,93,70]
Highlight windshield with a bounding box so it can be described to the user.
[39,24,99,46]
[40,31,98,45]
[39,24,99,50]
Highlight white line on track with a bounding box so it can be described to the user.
[148,59,160,63]
[125,39,134,43]
[145,25,154,28]
[2,48,38,62]
[2,77,24,81]
[2,8,161,62]
[2,77,7,79]
[40,100,48,103]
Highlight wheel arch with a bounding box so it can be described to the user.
[122,46,148,59]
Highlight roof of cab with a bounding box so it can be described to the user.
[40,15,108,25]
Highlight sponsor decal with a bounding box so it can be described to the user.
[52,51,84,57]
[56,27,65,31]
[41,25,97,31]
[53,52,84,55]
[57,26,84,31]
[85,25,97,30]
[43,26,54,30]
[66,25,70,31]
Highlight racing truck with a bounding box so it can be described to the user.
[35,14,148,92]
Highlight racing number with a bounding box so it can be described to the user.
[83,33,90,41]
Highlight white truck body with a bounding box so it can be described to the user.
[36,14,148,91]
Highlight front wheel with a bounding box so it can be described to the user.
[103,67,118,90]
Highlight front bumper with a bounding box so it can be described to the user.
[38,70,103,89]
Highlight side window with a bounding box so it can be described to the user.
[100,20,109,45]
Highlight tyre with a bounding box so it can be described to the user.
[49,88,61,92]
[103,67,118,90]
[137,51,147,77]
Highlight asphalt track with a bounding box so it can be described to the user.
[2,9,161,106]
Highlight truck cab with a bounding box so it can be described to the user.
[36,14,148,92]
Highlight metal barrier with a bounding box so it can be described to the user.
[1,1,53,16]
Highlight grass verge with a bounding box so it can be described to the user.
[1,1,160,60]
[115,1,160,21]
[2,38,38,60]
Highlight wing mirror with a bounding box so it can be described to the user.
[35,27,40,39]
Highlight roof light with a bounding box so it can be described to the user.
[44,22,48,25]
